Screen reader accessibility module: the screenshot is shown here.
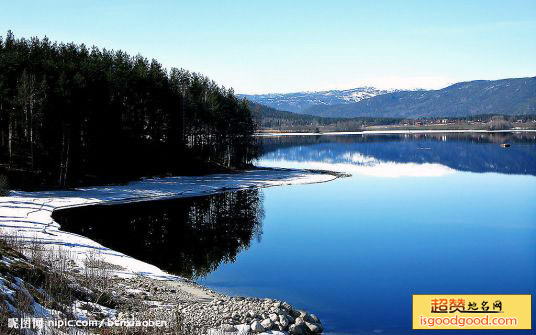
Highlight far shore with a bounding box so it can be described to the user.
[256,128,536,136]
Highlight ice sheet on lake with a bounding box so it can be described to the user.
[0,168,336,280]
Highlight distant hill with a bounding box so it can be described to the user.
[248,101,322,121]
[246,101,407,131]
[302,77,536,118]
[240,87,398,113]
[247,101,340,130]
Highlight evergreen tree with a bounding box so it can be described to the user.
[0,32,259,189]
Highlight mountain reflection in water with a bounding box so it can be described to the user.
[260,132,536,176]
[53,190,264,279]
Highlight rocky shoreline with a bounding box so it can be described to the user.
[117,276,324,334]
[183,297,323,334]
[1,239,325,335]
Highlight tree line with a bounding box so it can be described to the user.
[0,31,259,189]
[53,189,264,278]
[251,98,536,132]
[249,101,403,132]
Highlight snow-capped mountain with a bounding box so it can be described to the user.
[303,77,536,118]
[239,87,399,113]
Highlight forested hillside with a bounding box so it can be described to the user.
[0,32,258,189]
[303,77,536,118]
[248,101,408,132]
[248,101,340,130]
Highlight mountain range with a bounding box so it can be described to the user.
[241,77,536,118]
[239,87,399,114]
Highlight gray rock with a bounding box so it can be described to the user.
[276,307,289,315]
[221,324,237,332]
[295,317,305,325]
[269,313,279,322]
[282,302,293,311]
[306,322,323,333]
[309,313,320,324]
[289,324,306,335]
[251,321,264,333]
[271,321,281,331]
[304,313,321,324]
[261,318,273,330]
[279,314,290,328]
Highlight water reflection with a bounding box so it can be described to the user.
[198,132,536,334]
[50,132,536,334]
[260,132,536,176]
[53,190,264,279]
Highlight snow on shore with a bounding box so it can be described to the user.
[0,168,336,280]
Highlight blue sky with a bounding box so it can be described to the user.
[1,0,535,93]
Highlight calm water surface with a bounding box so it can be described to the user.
[56,133,536,335]
[200,133,536,334]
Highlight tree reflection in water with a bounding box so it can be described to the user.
[53,189,264,279]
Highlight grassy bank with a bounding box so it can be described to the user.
[0,234,190,334]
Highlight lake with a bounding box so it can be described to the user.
[54,132,536,334]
